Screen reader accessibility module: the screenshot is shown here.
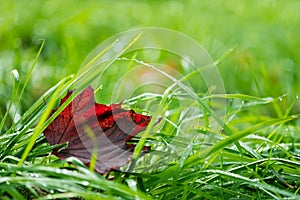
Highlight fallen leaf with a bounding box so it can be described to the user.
[44,86,152,174]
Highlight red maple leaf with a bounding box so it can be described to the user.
[44,86,152,174]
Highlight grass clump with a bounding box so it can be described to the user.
[1,1,300,199]
[1,33,299,199]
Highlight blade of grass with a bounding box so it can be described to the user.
[0,69,20,132]
[18,83,65,166]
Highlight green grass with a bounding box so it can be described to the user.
[1,1,300,199]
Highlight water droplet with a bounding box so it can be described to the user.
[11,69,19,81]
[82,181,89,186]
[279,97,282,101]
[201,128,207,132]
[29,173,39,177]
[61,169,69,174]
[296,95,299,99]
[41,183,47,187]
[126,179,137,189]
[204,157,210,164]
[165,111,170,116]
[50,190,54,194]
[264,97,273,101]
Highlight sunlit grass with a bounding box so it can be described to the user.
[1,35,300,199]
[0,0,300,199]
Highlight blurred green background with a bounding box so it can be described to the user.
[1,0,299,116]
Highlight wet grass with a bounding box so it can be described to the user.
[0,1,300,199]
